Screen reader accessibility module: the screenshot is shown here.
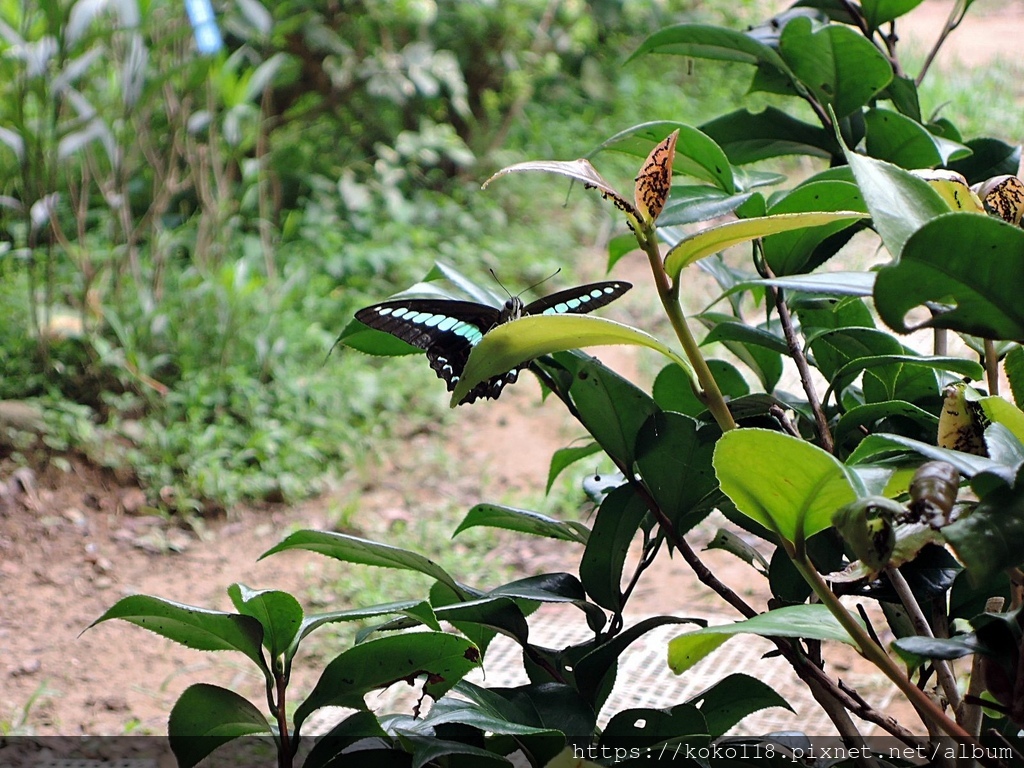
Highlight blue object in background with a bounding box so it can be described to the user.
[184,0,223,54]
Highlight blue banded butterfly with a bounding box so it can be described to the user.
[355,281,632,404]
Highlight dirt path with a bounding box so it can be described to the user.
[1,0,1019,739]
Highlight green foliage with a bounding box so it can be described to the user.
[88,0,1024,765]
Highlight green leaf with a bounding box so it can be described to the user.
[945,464,1024,582]
[262,530,464,597]
[635,412,720,532]
[777,17,893,117]
[687,673,793,738]
[559,353,662,468]
[228,585,303,661]
[865,108,971,168]
[608,233,638,271]
[861,0,926,27]
[88,596,266,670]
[435,597,529,643]
[294,632,480,731]
[883,74,922,122]
[948,138,1022,184]
[398,731,511,767]
[659,186,753,227]
[592,121,734,193]
[337,319,421,357]
[664,211,866,278]
[974,394,1024,444]
[892,634,980,662]
[579,485,649,611]
[455,503,589,544]
[874,213,1024,341]
[1007,345,1024,409]
[762,181,866,275]
[701,107,836,164]
[704,529,770,574]
[599,704,709,751]
[547,442,603,494]
[653,360,749,417]
[842,144,951,257]
[452,315,697,407]
[845,433,999,477]
[629,23,794,73]
[700,317,789,357]
[713,428,858,543]
[827,354,985,404]
[834,401,939,450]
[486,573,587,603]
[668,605,861,674]
[297,601,422,644]
[302,711,389,768]
[726,272,876,298]
[168,684,270,768]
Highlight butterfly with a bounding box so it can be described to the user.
[356,281,632,404]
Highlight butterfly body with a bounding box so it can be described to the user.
[356,281,631,404]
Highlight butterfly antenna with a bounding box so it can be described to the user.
[488,268,513,300]
[519,268,562,298]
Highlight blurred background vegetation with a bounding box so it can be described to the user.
[0,0,1018,515]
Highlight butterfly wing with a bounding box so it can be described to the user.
[523,281,632,316]
[355,300,501,401]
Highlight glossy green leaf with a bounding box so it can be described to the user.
[337,319,420,357]
[704,528,770,574]
[701,107,836,164]
[592,121,734,192]
[892,634,980,662]
[945,464,1024,582]
[862,0,926,27]
[455,503,589,544]
[302,711,389,768]
[599,704,709,751]
[297,601,421,644]
[1007,345,1024,409]
[635,412,720,533]
[435,597,529,643]
[714,428,858,543]
[687,673,793,738]
[452,315,697,407]
[547,442,603,494]
[762,181,866,275]
[874,213,1024,341]
[262,530,463,597]
[664,211,865,278]
[845,433,999,477]
[89,596,266,670]
[777,17,892,117]
[653,360,749,416]
[827,354,984,404]
[579,485,649,611]
[883,74,922,122]
[659,186,753,227]
[629,23,794,73]
[168,684,270,768]
[294,632,479,731]
[669,605,861,674]
[228,584,303,661]
[843,144,950,257]
[560,353,662,468]
[834,401,939,450]
[486,573,587,603]
[725,272,876,298]
[608,233,639,270]
[865,108,971,168]
[700,317,789,357]
[948,137,1022,184]
[398,731,510,767]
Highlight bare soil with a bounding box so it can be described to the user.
[1,0,1020,739]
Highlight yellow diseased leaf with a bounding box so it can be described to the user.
[634,129,678,224]
[910,169,985,214]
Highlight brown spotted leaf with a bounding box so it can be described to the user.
[483,159,637,219]
[634,129,678,224]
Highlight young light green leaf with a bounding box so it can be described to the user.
[168,684,271,768]
[668,605,862,674]
[88,595,266,670]
[713,429,858,544]
[262,530,464,597]
[664,212,866,279]
[451,315,697,407]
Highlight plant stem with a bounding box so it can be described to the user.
[636,226,736,431]
[916,0,969,86]
[766,271,834,453]
[885,565,963,713]
[791,552,995,761]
